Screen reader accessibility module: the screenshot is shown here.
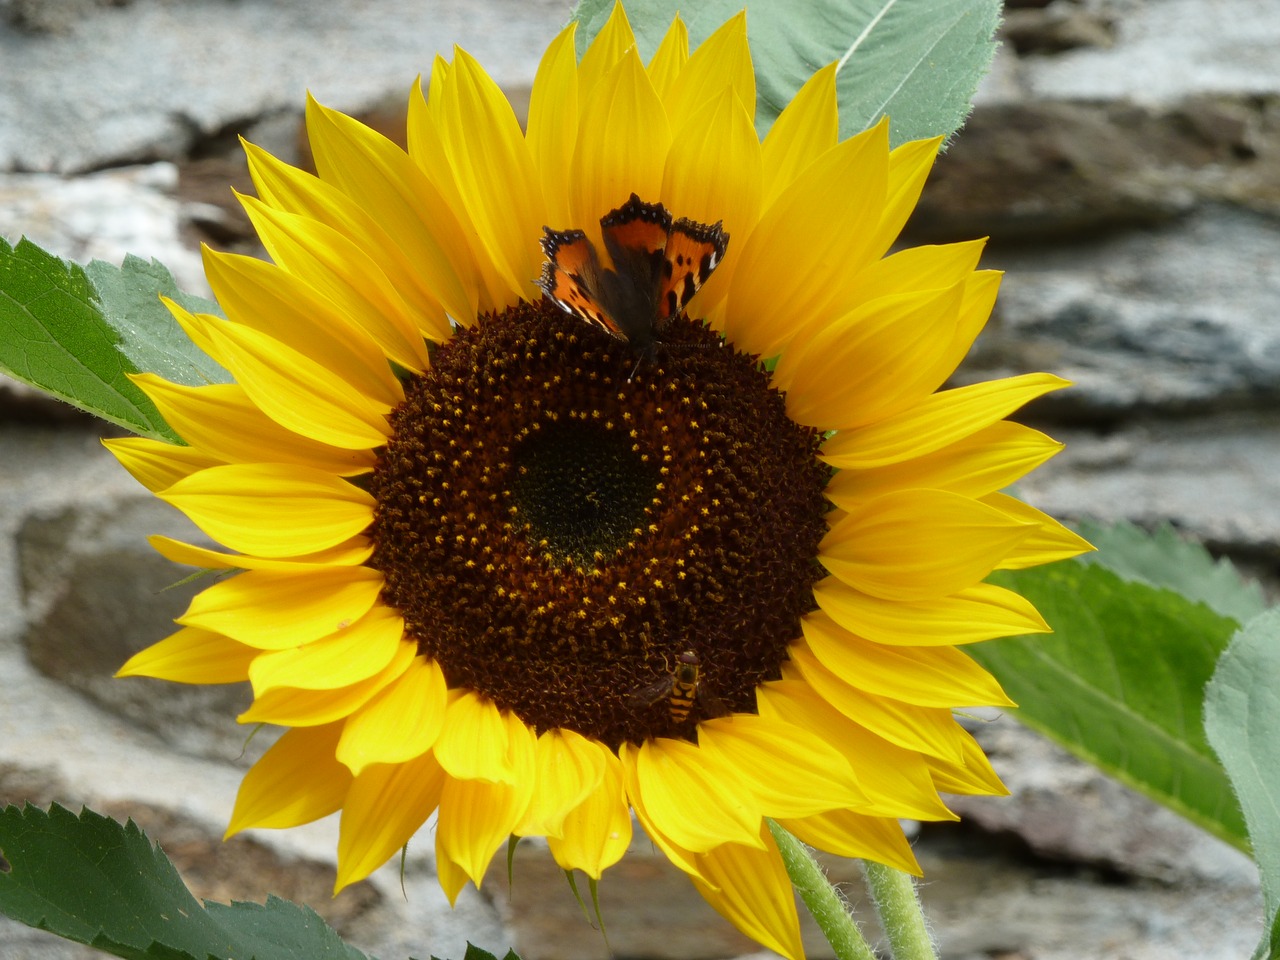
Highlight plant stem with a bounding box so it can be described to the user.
[766,820,877,960]
[860,859,938,960]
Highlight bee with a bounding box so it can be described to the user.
[629,650,725,727]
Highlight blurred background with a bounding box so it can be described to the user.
[1,0,1276,957]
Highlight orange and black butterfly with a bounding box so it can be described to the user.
[536,194,729,360]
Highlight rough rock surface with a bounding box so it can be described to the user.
[2,1,1278,958]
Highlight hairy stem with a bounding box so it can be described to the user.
[767,819,877,960]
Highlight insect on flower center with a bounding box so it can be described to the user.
[368,200,826,748]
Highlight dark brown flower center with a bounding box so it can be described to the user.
[368,301,828,747]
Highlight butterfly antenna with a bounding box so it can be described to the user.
[626,355,643,382]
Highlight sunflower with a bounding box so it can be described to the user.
[108,5,1089,956]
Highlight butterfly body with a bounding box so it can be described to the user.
[537,194,729,358]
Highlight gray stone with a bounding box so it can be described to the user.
[1,0,1278,957]
[1016,413,1280,559]
[913,96,1280,239]
[980,0,1280,108]
[959,208,1280,419]
[17,495,259,763]
[1,0,130,36]
[913,850,1263,960]
[948,721,1258,888]
[0,163,211,294]
[0,0,567,174]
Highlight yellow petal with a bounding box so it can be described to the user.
[526,24,580,228]
[177,565,383,648]
[824,421,1063,510]
[926,727,1009,796]
[688,827,803,960]
[240,641,416,727]
[116,625,257,683]
[778,809,920,875]
[813,576,1051,646]
[547,749,633,878]
[426,55,450,114]
[820,373,1073,469]
[802,609,1013,707]
[629,736,763,852]
[148,534,373,572]
[662,12,754,130]
[576,0,637,103]
[570,46,671,240]
[646,14,688,102]
[248,606,405,694]
[202,246,404,408]
[337,655,449,775]
[618,742,707,881]
[787,646,965,763]
[132,375,374,477]
[984,493,1096,568]
[724,119,889,358]
[159,463,375,559]
[756,679,956,820]
[434,693,536,785]
[305,95,478,324]
[660,85,762,317]
[435,846,471,907]
[226,723,351,835]
[870,136,943,256]
[761,62,837,206]
[404,74,519,318]
[848,237,986,306]
[242,138,452,340]
[774,281,966,430]
[437,49,547,305]
[335,750,447,891]
[236,194,431,373]
[697,713,866,818]
[820,489,1036,601]
[177,309,391,451]
[436,727,537,890]
[103,436,222,493]
[518,728,608,838]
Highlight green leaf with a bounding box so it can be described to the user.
[972,561,1249,851]
[85,254,229,391]
[0,803,370,960]
[1260,915,1280,960]
[0,237,228,442]
[570,0,1001,145]
[1204,610,1280,959]
[1078,519,1267,625]
[429,946,521,960]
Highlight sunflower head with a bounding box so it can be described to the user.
[108,5,1089,957]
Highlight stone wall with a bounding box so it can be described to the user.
[0,1,1273,957]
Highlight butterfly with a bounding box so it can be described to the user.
[536,194,729,360]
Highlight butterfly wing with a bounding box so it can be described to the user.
[598,195,673,344]
[658,217,729,320]
[537,195,730,348]
[537,227,619,334]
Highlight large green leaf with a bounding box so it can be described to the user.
[973,560,1249,851]
[571,0,1001,145]
[85,254,228,392]
[1077,519,1267,625]
[0,804,369,960]
[1204,610,1280,960]
[0,237,227,442]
